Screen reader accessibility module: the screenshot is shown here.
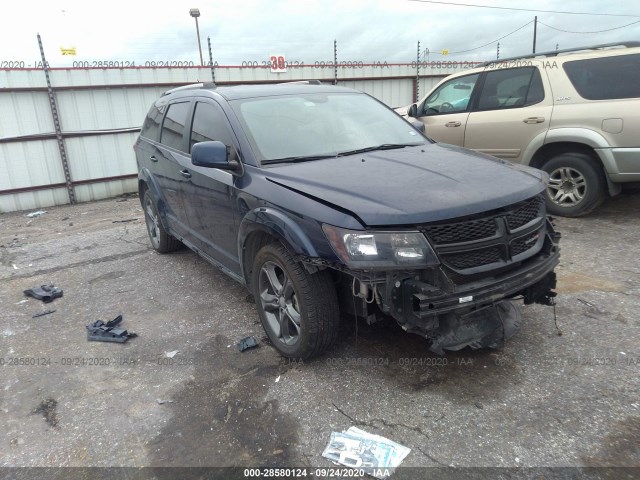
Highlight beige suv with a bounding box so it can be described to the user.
[400,42,640,216]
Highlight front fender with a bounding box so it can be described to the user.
[238,207,328,282]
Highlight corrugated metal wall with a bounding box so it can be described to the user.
[0,64,462,213]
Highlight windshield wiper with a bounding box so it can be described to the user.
[336,143,415,157]
[262,154,337,165]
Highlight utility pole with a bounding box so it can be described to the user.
[532,16,537,54]
[190,8,204,66]
[497,41,500,59]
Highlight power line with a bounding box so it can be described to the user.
[537,19,640,34]
[407,0,640,18]
[436,20,533,54]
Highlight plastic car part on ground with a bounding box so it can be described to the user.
[322,426,411,478]
[23,285,64,303]
[86,315,137,343]
[237,336,258,352]
[428,300,521,355]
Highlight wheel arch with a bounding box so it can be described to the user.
[529,141,619,196]
[238,207,321,287]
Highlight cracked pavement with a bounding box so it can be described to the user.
[0,193,639,474]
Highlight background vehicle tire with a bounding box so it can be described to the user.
[252,242,339,359]
[142,189,180,253]
[541,152,606,217]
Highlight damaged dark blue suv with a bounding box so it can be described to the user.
[135,83,560,359]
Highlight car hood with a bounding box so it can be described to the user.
[264,143,547,227]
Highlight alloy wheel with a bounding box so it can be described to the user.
[258,261,302,346]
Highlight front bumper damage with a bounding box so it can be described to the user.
[304,216,561,354]
[390,220,559,353]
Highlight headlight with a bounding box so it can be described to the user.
[322,224,440,269]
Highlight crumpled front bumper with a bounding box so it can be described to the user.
[381,223,560,353]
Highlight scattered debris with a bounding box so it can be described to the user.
[275,375,281,383]
[32,310,56,318]
[112,219,138,223]
[165,350,179,358]
[156,399,174,405]
[322,426,411,478]
[237,335,258,352]
[26,210,47,218]
[475,402,484,409]
[61,216,70,221]
[15,299,28,305]
[23,285,64,303]
[116,198,128,203]
[12,264,18,270]
[577,298,594,308]
[86,315,137,343]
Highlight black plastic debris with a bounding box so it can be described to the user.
[32,310,56,318]
[86,315,137,343]
[428,300,522,355]
[24,285,63,303]
[237,336,258,352]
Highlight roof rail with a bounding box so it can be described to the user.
[162,82,216,96]
[482,41,640,66]
[276,80,323,85]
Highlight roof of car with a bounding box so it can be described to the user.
[165,83,358,101]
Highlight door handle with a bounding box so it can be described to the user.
[149,155,158,162]
[445,121,462,127]
[180,169,192,179]
[523,117,545,124]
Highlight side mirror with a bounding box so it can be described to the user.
[407,103,418,118]
[410,120,426,134]
[192,141,242,173]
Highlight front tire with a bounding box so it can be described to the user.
[252,242,339,359]
[541,152,606,217]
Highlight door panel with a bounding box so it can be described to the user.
[416,73,480,146]
[155,101,192,237]
[464,67,552,163]
[182,101,241,274]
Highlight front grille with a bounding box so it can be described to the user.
[442,246,503,270]
[419,194,546,280]
[506,195,543,230]
[422,218,497,244]
[511,231,541,257]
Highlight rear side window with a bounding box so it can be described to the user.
[140,105,163,141]
[160,101,190,151]
[476,67,544,111]
[563,53,640,100]
[189,102,237,158]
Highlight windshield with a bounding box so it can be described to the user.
[230,92,427,164]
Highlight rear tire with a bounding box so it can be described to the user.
[142,189,180,253]
[541,152,606,217]
[252,242,339,359]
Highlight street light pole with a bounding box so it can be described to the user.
[190,8,204,66]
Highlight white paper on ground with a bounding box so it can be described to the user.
[321,426,411,478]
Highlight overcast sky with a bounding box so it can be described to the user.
[1,0,639,67]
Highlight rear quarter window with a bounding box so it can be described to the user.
[160,101,191,151]
[140,104,163,142]
[563,53,640,100]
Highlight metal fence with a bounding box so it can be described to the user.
[0,61,473,213]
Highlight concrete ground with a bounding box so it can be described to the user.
[0,192,639,476]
